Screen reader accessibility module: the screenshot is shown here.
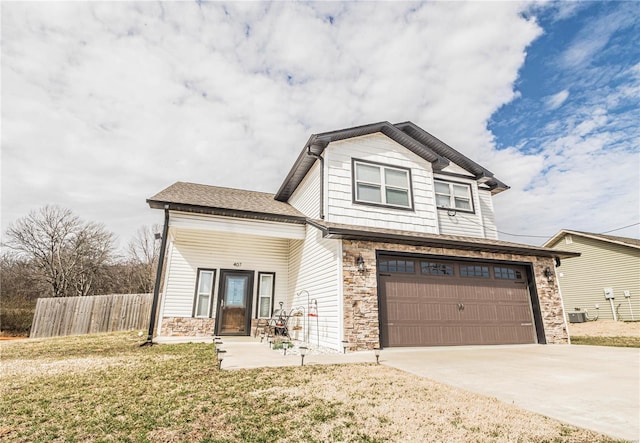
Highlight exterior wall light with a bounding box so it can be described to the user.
[299,346,308,366]
[543,267,554,282]
[357,254,366,273]
[374,347,381,364]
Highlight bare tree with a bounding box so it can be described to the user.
[4,205,115,297]
[127,224,161,293]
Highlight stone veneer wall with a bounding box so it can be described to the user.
[160,317,215,336]
[160,317,263,337]
[342,240,568,351]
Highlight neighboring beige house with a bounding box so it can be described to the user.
[544,230,640,322]
[146,121,578,351]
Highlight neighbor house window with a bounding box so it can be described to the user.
[378,259,415,273]
[257,272,275,319]
[434,180,473,212]
[353,160,412,209]
[193,269,216,317]
[494,267,522,280]
[421,262,454,276]
[460,265,489,278]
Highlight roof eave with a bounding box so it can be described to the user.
[544,229,640,250]
[147,199,307,225]
[306,220,579,259]
[275,121,450,201]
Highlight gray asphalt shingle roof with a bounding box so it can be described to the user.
[147,181,305,220]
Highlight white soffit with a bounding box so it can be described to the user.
[169,211,306,240]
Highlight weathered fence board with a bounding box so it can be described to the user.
[30,294,152,338]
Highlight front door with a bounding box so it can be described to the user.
[216,270,254,336]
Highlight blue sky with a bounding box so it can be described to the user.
[2,1,639,249]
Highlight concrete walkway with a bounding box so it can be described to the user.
[159,336,378,369]
[157,337,639,441]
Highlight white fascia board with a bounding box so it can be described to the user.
[169,211,306,240]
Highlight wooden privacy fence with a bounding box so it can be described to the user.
[30,293,153,338]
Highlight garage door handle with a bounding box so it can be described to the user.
[457,303,465,311]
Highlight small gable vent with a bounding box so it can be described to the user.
[565,235,573,245]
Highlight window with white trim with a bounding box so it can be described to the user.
[194,269,215,317]
[353,160,412,208]
[434,180,473,212]
[257,272,275,319]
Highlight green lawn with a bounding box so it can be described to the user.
[0,332,627,443]
[570,335,640,348]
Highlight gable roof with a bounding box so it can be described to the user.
[307,219,579,259]
[544,229,640,250]
[275,121,509,202]
[147,181,306,224]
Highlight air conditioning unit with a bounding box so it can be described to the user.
[568,312,587,323]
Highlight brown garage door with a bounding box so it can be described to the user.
[378,256,537,347]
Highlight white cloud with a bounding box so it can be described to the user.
[9,1,638,249]
[544,89,569,110]
[2,1,546,247]
[558,6,637,69]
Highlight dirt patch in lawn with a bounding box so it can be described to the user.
[568,319,640,337]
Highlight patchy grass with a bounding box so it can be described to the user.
[0,332,627,443]
[570,335,640,348]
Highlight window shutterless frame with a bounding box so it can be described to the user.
[351,158,414,211]
[433,178,475,214]
[256,272,276,319]
[192,268,216,318]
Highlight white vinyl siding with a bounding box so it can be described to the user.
[549,235,640,321]
[169,212,305,240]
[160,227,290,321]
[324,133,438,233]
[287,225,341,350]
[289,160,322,219]
[478,189,498,239]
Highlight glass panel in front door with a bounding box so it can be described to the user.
[220,275,248,334]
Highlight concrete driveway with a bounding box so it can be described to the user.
[381,344,639,442]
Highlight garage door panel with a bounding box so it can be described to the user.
[379,259,537,347]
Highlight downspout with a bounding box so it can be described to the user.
[143,205,170,346]
[306,145,325,219]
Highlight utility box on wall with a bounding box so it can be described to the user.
[568,312,587,323]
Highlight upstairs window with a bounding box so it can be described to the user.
[434,180,473,212]
[353,160,412,209]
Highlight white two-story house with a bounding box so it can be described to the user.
[147,121,577,350]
